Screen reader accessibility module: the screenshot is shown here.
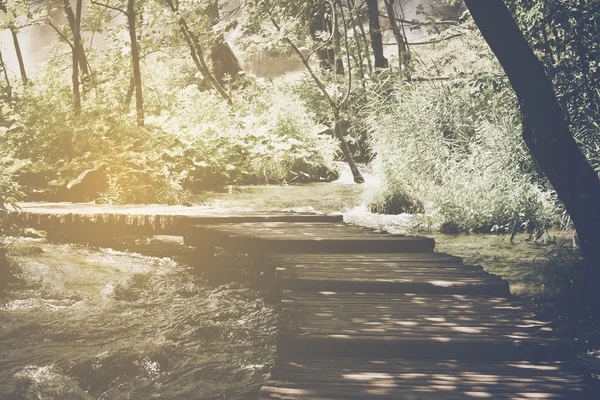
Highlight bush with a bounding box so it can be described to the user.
[0,155,24,288]
[2,40,338,204]
[363,19,563,233]
[367,78,559,233]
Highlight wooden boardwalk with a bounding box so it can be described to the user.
[10,203,591,399]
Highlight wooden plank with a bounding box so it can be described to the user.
[277,275,510,295]
[270,250,510,293]
[277,291,573,361]
[271,253,462,262]
[189,223,435,253]
[261,359,587,399]
[276,257,510,295]
[10,202,342,236]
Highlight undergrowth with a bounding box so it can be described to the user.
[365,26,561,234]
[1,41,338,204]
[0,156,23,289]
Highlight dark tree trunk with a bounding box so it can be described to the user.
[309,11,335,71]
[206,0,242,84]
[345,0,366,82]
[72,0,82,116]
[349,0,373,74]
[165,0,231,104]
[62,0,89,77]
[383,0,409,74]
[210,40,242,83]
[334,110,364,184]
[10,27,27,85]
[124,74,135,110]
[0,50,11,98]
[366,0,388,69]
[464,0,600,291]
[333,4,345,75]
[127,0,144,126]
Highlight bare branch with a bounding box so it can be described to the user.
[267,6,336,109]
[90,0,126,15]
[306,1,335,62]
[384,33,463,46]
[379,12,459,26]
[48,21,74,49]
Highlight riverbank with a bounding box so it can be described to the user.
[2,169,599,396]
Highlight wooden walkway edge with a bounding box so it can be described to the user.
[9,203,591,399]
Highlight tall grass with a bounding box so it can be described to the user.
[367,79,560,233]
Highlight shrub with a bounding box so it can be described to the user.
[364,19,563,233]
[0,155,24,287]
[2,41,339,204]
[367,79,560,233]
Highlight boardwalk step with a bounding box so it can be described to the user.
[190,223,435,253]
[261,359,588,399]
[275,254,509,295]
[10,202,342,236]
[278,292,573,361]
[270,253,464,263]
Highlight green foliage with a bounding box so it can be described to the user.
[0,109,24,285]
[2,34,337,204]
[363,15,576,233]
[528,244,583,299]
[0,156,23,238]
[367,73,559,233]
[507,0,600,172]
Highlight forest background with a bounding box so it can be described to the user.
[0,0,598,255]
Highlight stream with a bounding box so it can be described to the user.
[0,163,368,400]
[0,240,277,400]
[1,163,598,398]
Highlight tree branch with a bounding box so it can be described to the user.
[378,12,459,26]
[338,0,352,107]
[90,0,126,15]
[267,7,336,109]
[48,21,74,49]
[384,33,463,46]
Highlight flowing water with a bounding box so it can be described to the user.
[0,163,369,400]
[3,163,597,398]
[0,239,277,400]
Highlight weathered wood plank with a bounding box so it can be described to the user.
[274,253,509,295]
[277,291,573,361]
[260,359,587,399]
[189,223,435,253]
[9,202,343,237]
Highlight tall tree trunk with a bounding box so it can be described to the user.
[334,110,364,183]
[127,0,144,126]
[346,0,366,83]
[0,50,11,99]
[10,27,27,85]
[383,0,409,75]
[164,0,231,104]
[464,0,600,294]
[333,3,345,75]
[366,0,388,69]
[62,0,89,77]
[124,75,135,110]
[207,0,242,84]
[349,0,373,75]
[72,0,82,116]
[309,10,335,71]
